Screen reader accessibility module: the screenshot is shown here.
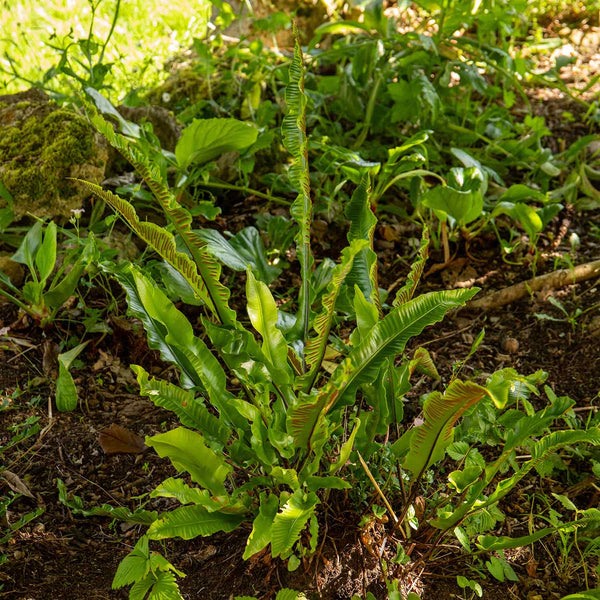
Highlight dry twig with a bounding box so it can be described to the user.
[468,259,600,310]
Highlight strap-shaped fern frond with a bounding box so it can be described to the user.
[78,180,222,315]
[297,288,478,454]
[288,390,335,452]
[86,109,237,327]
[302,239,368,391]
[331,288,477,404]
[282,26,313,348]
[345,173,380,312]
[403,379,491,481]
[132,365,232,446]
[393,226,430,307]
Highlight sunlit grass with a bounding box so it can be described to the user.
[0,0,211,101]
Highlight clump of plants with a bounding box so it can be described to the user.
[76,32,600,600]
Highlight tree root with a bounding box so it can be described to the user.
[468,259,600,310]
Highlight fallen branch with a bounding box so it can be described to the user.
[468,259,600,310]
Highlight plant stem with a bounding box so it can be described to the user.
[357,451,399,526]
[198,180,291,205]
[353,73,383,150]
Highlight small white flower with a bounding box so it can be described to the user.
[71,208,85,217]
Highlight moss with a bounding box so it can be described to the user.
[146,68,213,111]
[0,101,107,218]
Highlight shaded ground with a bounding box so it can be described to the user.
[1,201,598,599]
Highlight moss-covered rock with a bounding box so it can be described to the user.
[0,89,107,219]
[145,68,214,113]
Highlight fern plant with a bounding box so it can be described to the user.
[78,32,600,599]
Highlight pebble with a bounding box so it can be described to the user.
[502,337,519,354]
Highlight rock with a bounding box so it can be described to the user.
[117,105,181,152]
[0,88,107,219]
[0,255,24,287]
[145,69,209,112]
[219,0,333,46]
[589,315,600,338]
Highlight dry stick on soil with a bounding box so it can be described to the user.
[467,259,600,310]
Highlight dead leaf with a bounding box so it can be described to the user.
[380,224,401,242]
[42,340,59,378]
[525,556,538,577]
[99,424,146,454]
[2,470,34,498]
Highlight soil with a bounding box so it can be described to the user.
[2,14,600,600]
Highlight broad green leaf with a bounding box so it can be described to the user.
[146,427,232,495]
[497,184,547,203]
[55,342,88,412]
[561,592,600,600]
[12,220,42,274]
[345,174,379,308]
[58,341,88,371]
[105,263,202,388]
[271,490,318,557]
[130,576,154,600]
[403,380,491,479]
[282,27,313,344]
[270,466,300,491]
[287,390,329,453]
[493,202,543,239]
[108,265,243,427]
[34,221,57,283]
[148,505,245,540]
[353,285,379,341]
[196,226,280,284]
[175,118,258,168]
[112,536,150,589]
[146,570,184,600]
[129,570,184,600]
[246,270,292,385]
[150,478,245,513]
[448,466,483,493]
[243,493,279,559]
[329,418,360,474]
[421,185,483,225]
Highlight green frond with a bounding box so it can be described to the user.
[345,173,380,311]
[86,108,237,326]
[323,288,479,414]
[303,239,368,390]
[403,379,491,480]
[282,26,313,347]
[148,505,245,541]
[78,180,221,314]
[393,226,430,307]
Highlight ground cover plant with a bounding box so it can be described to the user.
[0,1,599,599]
